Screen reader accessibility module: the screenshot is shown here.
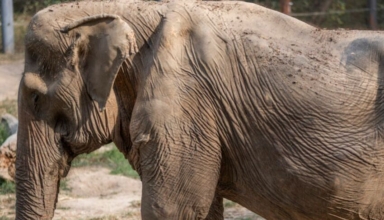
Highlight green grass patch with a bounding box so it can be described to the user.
[59,179,71,192]
[72,146,139,179]
[0,123,9,146]
[224,199,237,208]
[0,179,16,195]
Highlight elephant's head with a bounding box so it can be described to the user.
[16,7,138,219]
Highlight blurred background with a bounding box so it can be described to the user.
[254,0,384,30]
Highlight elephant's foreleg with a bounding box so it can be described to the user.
[205,192,224,220]
[138,139,221,220]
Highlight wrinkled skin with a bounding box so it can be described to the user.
[16,0,384,219]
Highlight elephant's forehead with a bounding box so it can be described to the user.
[25,12,65,55]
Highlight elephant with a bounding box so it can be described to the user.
[16,0,384,219]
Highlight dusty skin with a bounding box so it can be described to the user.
[0,43,260,220]
[15,0,384,219]
[0,62,259,220]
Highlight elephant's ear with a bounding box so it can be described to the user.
[61,14,138,111]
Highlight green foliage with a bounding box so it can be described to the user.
[249,0,381,30]
[60,179,71,191]
[0,123,8,146]
[329,1,347,25]
[0,179,15,195]
[72,146,139,179]
[103,148,139,178]
[378,3,384,29]
[13,0,75,14]
[224,199,237,208]
[251,0,279,10]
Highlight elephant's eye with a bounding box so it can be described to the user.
[32,92,41,112]
[32,93,39,103]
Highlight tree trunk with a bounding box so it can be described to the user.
[369,0,378,29]
[280,0,291,15]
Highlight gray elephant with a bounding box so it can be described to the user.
[16,0,384,219]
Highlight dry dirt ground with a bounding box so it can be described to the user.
[0,59,24,101]
[0,60,263,219]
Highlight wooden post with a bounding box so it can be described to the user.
[280,0,291,15]
[1,0,15,54]
[369,0,378,30]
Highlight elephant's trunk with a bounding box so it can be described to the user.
[15,115,63,219]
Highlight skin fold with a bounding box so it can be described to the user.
[16,0,384,219]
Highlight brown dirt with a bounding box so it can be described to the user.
[1,165,262,219]
[54,167,142,220]
[0,59,24,102]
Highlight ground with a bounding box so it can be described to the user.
[0,59,263,220]
[0,59,23,102]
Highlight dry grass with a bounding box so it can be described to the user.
[0,99,18,118]
[0,53,25,64]
[89,212,141,220]
[0,194,15,219]
[0,14,30,63]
